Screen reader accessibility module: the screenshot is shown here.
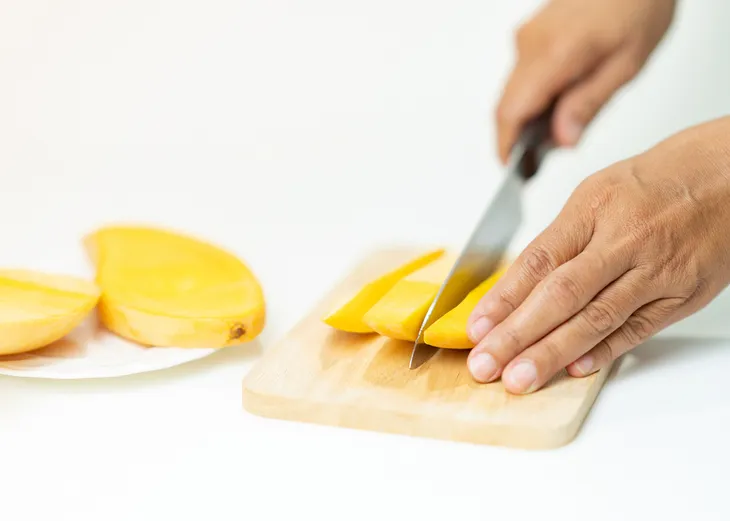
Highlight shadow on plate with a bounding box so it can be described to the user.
[0,315,101,365]
[0,336,264,393]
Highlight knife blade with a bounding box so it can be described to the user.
[409,108,555,369]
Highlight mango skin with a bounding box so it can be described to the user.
[96,297,265,348]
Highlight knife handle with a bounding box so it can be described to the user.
[513,103,555,181]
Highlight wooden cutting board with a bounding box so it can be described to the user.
[242,247,612,450]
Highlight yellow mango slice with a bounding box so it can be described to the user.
[423,266,508,349]
[322,248,445,333]
[0,269,100,355]
[84,224,265,348]
[362,253,458,341]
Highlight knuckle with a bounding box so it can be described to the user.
[514,21,538,51]
[587,183,619,213]
[496,326,523,359]
[632,267,655,290]
[623,313,657,344]
[570,85,612,122]
[620,53,644,80]
[545,273,583,309]
[628,222,654,245]
[571,175,600,201]
[655,250,684,275]
[591,339,616,364]
[514,23,530,48]
[581,300,622,336]
[671,260,704,299]
[569,97,600,123]
[689,275,711,302]
[514,19,576,64]
[544,38,574,65]
[497,292,519,315]
[653,255,697,295]
[496,99,518,125]
[522,245,559,282]
[539,339,564,370]
[653,298,685,317]
[491,283,521,316]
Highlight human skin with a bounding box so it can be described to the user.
[466,0,730,394]
[495,0,677,164]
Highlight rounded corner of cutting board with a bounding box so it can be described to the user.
[241,377,273,417]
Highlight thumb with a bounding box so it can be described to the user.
[552,52,642,146]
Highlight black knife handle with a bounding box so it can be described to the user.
[514,102,556,181]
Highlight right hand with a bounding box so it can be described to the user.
[496,0,677,163]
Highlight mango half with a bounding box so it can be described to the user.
[84,224,265,348]
[0,269,100,355]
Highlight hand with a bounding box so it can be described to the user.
[466,116,730,394]
[496,0,676,163]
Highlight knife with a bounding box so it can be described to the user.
[409,107,555,369]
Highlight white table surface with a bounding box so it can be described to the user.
[2,1,730,519]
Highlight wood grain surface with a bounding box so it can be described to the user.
[242,247,612,449]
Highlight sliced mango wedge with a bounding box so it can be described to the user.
[84,224,265,348]
[362,253,457,341]
[423,265,508,349]
[0,269,100,355]
[322,248,445,333]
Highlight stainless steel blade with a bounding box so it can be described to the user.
[408,169,523,369]
[408,107,554,370]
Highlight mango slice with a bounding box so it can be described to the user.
[362,253,458,341]
[322,249,445,333]
[0,269,100,355]
[84,224,265,348]
[423,266,508,349]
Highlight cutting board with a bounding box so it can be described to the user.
[242,247,612,450]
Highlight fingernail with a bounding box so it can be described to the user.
[504,360,537,393]
[564,118,583,146]
[468,316,493,343]
[573,355,594,376]
[468,352,498,383]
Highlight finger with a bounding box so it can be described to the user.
[467,244,631,384]
[496,35,605,163]
[551,51,642,147]
[467,195,594,344]
[499,269,657,394]
[565,297,686,378]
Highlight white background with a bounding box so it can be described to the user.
[1,1,730,519]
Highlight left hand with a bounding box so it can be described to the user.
[466,116,730,394]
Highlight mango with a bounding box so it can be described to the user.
[84,224,265,348]
[362,253,457,342]
[322,249,444,333]
[423,266,507,349]
[0,269,100,355]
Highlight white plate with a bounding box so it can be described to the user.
[0,313,218,379]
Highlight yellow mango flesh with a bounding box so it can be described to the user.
[0,269,100,355]
[85,224,265,348]
[362,253,457,342]
[322,249,444,333]
[423,266,507,349]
